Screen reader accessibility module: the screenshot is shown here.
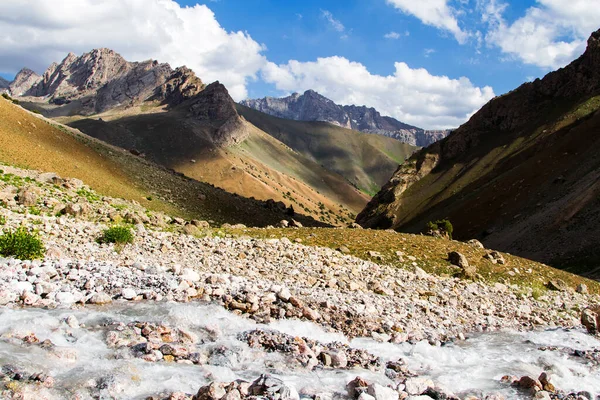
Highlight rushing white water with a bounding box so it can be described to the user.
[0,301,598,399]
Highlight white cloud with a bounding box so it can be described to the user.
[0,0,267,100]
[384,31,401,39]
[261,57,495,130]
[424,48,436,57]
[321,10,345,33]
[481,0,600,69]
[386,0,468,43]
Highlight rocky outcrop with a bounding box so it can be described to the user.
[240,90,451,146]
[10,48,205,113]
[8,68,41,96]
[187,81,248,146]
[356,28,600,276]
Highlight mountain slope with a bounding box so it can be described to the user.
[0,96,326,227]
[9,48,403,223]
[63,84,369,223]
[237,104,417,195]
[357,29,600,277]
[240,90,450,147]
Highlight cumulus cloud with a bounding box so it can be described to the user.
[0,0,267,100]
[386,0,468,43]
[481,0,600,69]
[261,57,495,129]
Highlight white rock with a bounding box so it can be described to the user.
[367,383,398,400]
[0,290,17,305]
[180,268,200,282]
[404,378,434,395]
[121,288,137,300]
[56,291,76,305]
[358,394,376,400]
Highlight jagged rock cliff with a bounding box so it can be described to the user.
[9,48,205,113]
[357,28,600,277]
[241,90,451,147]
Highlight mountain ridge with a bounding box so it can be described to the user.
[240,90,451,147]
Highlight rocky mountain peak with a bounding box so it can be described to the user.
[188,81,248,146]
[8,68,41,96]
[10,48,205,114]
[240,90,450,147]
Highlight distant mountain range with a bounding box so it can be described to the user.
[240,90,451,147]
[357,28,600,278]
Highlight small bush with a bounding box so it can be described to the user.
[0,227,46,260]
[426,219,454,239]
[0,215,5,225]
[1,93,10,101]
[98,226,134,245]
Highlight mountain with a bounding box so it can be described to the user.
[0,76,9,91]
[10,49,381,224]
[240,90,451,147]
[0,95,326,227]
[357,28,600,277]
[237,104,417,195]
[10,48,204,114]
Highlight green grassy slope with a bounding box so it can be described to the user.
[236,104,417,195]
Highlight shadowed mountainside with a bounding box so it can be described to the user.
[357,28,600,278]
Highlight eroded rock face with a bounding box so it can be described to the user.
[11,48,205,113]
[240,90,451,147]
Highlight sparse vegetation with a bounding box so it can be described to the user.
[0,227,46,260]
[98,226,134,246]
[426,219,454,239]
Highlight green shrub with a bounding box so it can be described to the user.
[1,93,10,101]
[425,219,454,239]
[0,215,5,225]
[98,226,134,245]
[0,227,46,260]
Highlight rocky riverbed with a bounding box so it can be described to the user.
[0,165,599,399]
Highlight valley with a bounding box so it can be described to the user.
[0,9,599,400]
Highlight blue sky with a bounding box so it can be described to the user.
[202,0,539,99]
[0,0,598,128]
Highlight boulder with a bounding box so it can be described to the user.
[194,382,226,400]
[88,292,112,305]
[547,279,569,292]
[17,187,38,206]
[484,251,505,265]
[248,374,299,400]
[404,377,434,396]
[448,251,468,268]
[466,239,484,249]
[581,306,600,334]
[448,251,476,279]
[367,383,398,400]
[576,283,588,294]
[347,377,370,399]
